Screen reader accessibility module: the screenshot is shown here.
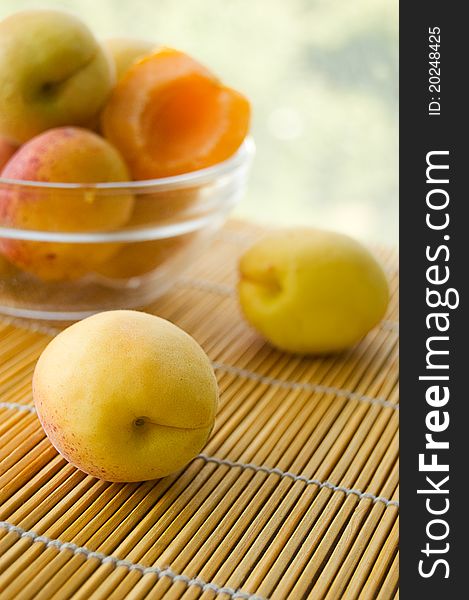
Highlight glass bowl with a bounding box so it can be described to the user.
[0,138,254,322]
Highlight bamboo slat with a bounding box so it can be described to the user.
[0,220,399,599]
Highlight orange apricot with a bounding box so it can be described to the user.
[0,127,133,281]
[126,187,202,227]
[101,48,250,179]
[94,235,194,279]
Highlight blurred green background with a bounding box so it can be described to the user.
[0,0,398,244]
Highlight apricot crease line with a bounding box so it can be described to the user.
[0,520,264,600]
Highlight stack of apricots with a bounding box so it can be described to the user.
[0,9,250,281]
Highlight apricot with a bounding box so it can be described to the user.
[103,37,156,80]
[94,182,203,279]
[95,233,198,279]
[101,48,250,179]
[0,10,115,144]
[128,187,201,226]
[33,310,218,481]
[94,185,203,280]
[0,127,133,281]
[238,228,389,354]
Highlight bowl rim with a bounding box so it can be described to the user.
[0,136,255,190]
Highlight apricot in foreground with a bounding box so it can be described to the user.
[33,310,218,482]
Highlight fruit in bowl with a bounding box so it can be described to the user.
[0,10,115,144]
[103,37,157,81]
[0,127,134,281]
[95,232,201,280]
[102,47,251,179]
[0,9,252,316]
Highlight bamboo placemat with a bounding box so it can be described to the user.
[0,220,399,600]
